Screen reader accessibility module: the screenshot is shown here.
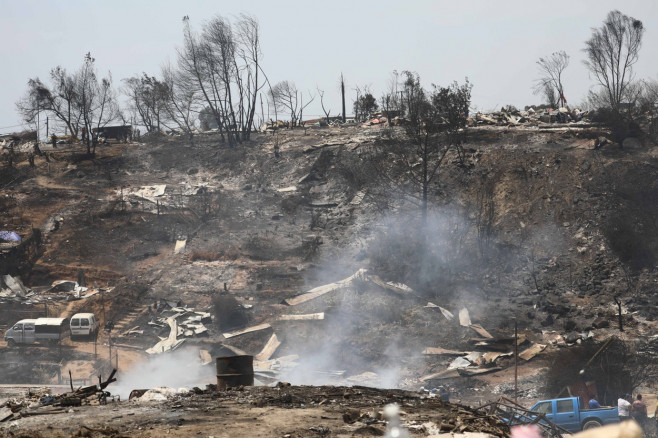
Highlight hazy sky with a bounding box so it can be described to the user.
[1,0,657,135]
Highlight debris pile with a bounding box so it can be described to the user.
[473,106,589,127]
[0,275,33,300]
[0,274,114,305]
[354,106,591,129]
[0,370,118,423]
[139,301,212,354]
[284,268,416,306]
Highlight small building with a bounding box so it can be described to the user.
[92,125,132,142]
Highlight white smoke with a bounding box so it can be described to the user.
[271,206,566,390]
[112,347,216,400]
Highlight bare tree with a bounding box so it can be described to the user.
[17,53,120,153]
[380,71,404,122]
[76,53,98,151]
[92,74,121,153]
[161,63,199,143]
[175,14,266,146]
[297,91,315,126]
[177,16,230,144]
[235,14,266,139]
[122,74,169,133]
[368,72,472,221]
[269,81,314,127]
[16,69,81,139]
[533,51,569,108]
[317,87,331,124]
[75,53,120,153]
[584,10,644,112]
[269,81,299,127]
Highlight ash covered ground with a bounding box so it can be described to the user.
[0,123,656,436]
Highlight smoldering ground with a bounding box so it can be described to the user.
[112,347,215,399]
[273,208,566,388]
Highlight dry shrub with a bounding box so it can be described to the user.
[221,246,241,260]
[604,213,657,271]
[543,338,656,405]
[188,250,221,262]
[244,233,279,260]
[335,149,373,193]
[218,146,247,167]
[281,196,302,215]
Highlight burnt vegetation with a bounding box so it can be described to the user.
[2,9,658,429]
[543,338,657,405]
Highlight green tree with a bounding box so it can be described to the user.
[353,93,378,122]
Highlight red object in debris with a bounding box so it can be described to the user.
[568,381,597,408]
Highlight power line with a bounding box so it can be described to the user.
[0,122,29,130]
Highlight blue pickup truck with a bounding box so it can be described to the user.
[530,397,619,432]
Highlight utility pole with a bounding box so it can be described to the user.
[340,73,346,123]
[46,117,49,138]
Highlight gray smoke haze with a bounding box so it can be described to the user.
[113,347,215,400]
[272,207,566,389]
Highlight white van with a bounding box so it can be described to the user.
[4,318,70,346]
[4,319,36,346]
[70,313,99,338]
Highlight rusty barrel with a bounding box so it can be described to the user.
[216,355,254,389]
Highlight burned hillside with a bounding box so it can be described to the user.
[0,121,656,435]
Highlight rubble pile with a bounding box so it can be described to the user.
[353,106,591,129]
[473,106,588,126]
[115,299,213,354]
[0,275,111,303]
[148,302,212,339]
[0,370,118,424]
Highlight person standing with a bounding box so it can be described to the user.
[618,394,632,421]
[631,394,647,428]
